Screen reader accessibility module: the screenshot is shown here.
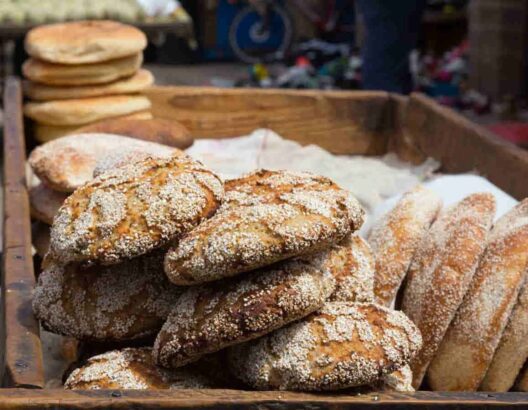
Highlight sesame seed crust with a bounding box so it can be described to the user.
[64,347,216,390]
[401,193,496,388]
[28,133,178,193]
[49,154,224,265]
[428,199,528,391]
[228,302,422,391]
[370,185,442,306]
[32,252,183,342]
[164,169,364,286]
[153,255,336,369]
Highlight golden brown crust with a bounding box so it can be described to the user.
[428,199,528,391]
[65,348,216,390]
[25,20,147,64]
[401,193,496,388]
[481,275,528,391]
[22,54,142,86]
[153,255,336,369]
[165,170,364,286]
[370,185,442,306]
[33,112,153,143]
[49,155,224,265]
[29,133,177,193]
[309,235,374,303]
[33,252,182,342]
[24,69,153,101]
[228,302,422,391]
[75,118,193,149]
[24,95,152,126]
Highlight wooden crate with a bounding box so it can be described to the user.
[3,76,528,408]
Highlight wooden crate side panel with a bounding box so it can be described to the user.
[144,87,391,155]
[406,93,528,200]
[0,389,527,409]
[2,78,45,388]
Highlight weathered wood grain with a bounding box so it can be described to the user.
[406,93,528,200]
[2,77,45,388]
[144,86,391,155]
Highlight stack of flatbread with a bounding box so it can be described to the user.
[23,20,154,143]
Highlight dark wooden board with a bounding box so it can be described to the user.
[0,389,527,409]
[2,77,44,388]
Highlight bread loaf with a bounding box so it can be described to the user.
[228,302,422,391]
[401,193,496,388]
[370,185,441,306]
[428,199,528,391]
[165,170,364,285]
[49,155,223,265]
[154,255,336,369]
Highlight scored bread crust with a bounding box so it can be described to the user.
[370,185,442,306]
[24,95,152,126]
[165,170,364,286]
[33,111,153,143]
[22,54,142,86]
[24,69,153,101]
[29,133,178,193]
[49,155,224,265]
[428,199,528,391]
[153,256,336,369]
[314,235,375,303]
[33,253,181,342]
[25,20,147,64]
[480,276,528,391]
[401,193,496,388]
[65,348,215,390]
[75,118,193,149]
[228,302,422,391]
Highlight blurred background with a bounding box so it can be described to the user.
[1,0,527,147]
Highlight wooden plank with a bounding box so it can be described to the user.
[2,77,45,388]
[144,86,391,155]
[0,389,527,409]
[406,93,528,200]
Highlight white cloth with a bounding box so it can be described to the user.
[135,0,179,16]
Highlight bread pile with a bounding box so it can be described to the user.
[30,144,424,391]
[369,188,528,392]
[22,20,154,143]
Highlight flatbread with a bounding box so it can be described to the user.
[22,54,142,86]
[25,20,147,64]
[24,95,152,126]
[24,69,153,101]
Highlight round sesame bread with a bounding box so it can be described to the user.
[377,365,415,392]
[49,155,223,265]
[480,277,528,391]
[401,193,496,388]
[165,169,364,286]
[65,348,216,390]
[428,199,528,391]
[22,54,142,86]
[309,235,375,303]
[24,95,152,126]
[25,21,147,64]
[27,166,68,224]
[32,221,50,259]
[33,111,153,143]
[75,118,193,150]
[153,256,336,369]
[29,133,179,193]
[228,302,422,391]
[24,69,153,101]
[33,252,181,342]
[370,185,442,306]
